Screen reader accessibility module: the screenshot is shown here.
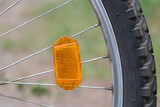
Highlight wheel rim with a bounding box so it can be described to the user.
[90,0,123,107]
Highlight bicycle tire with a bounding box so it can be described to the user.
[91,0,157,107]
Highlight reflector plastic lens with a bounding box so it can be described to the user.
[53,36,81,91]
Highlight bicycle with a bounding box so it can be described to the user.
[0,0,157,107]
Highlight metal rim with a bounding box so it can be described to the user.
[90,0,123,107]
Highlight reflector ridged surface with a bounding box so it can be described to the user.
[53,36,81,91]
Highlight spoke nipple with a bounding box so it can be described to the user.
[105,87,112,90]
[94,24,99,27]
[102,56,109,59]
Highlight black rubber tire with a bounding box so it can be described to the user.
[101,0,157,107]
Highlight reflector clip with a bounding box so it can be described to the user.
[53,36,81,91]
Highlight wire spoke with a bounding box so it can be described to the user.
[0,70,54,85]
[81,56,108,64]
[10,70,54,82]
[71,24,99,38]
[0,81,112,90]
[0,0,73,38]
[78,86,112,90]
[0,0,21,16]
[0,45,53,71]
[0,24,99,72]
[0,0,5,6]
[0,93,52,107]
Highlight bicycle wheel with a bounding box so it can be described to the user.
[90,0,157,106]
[0,0,157,107]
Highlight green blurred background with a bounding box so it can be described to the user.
[140,0,160,105]
[0,0,159,106]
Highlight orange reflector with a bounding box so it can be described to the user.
[53,36,81,91]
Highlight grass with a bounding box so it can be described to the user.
[1,34,37,51]
[140,0,160,17]
[30,85,50,96]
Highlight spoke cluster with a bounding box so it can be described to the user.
[0,0,73,38]
[0,56,108,86]
[0,24,99,72]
